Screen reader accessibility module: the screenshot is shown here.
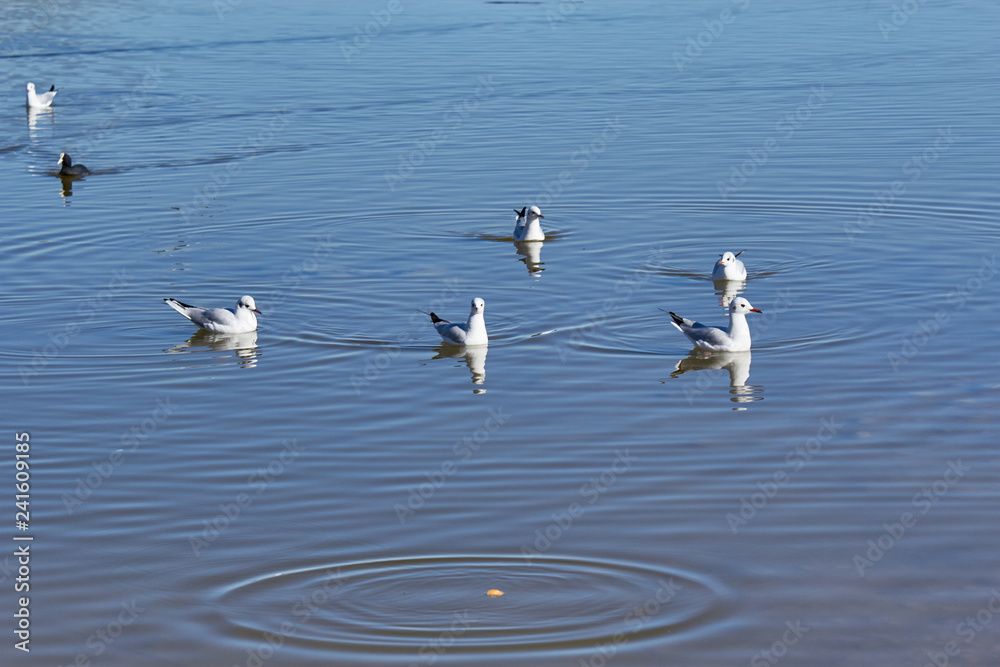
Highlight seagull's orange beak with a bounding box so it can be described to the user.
[750,308,762,313]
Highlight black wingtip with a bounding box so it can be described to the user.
[668,311,683,325]
[429,312,444,324]
[49,85,56,92]
[514,207,526,217]
[166,298,195,309]
[735,249,746,258]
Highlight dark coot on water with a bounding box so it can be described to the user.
[58,153,89,176]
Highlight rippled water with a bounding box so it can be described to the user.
[2,1,999,665]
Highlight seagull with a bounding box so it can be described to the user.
[513,205,544,241]
[26,82,57,108]
[163,295,261,334]
[665,297,762,352]
[423,298,488,345]
[57,153,90,176]
[712,250,747,281]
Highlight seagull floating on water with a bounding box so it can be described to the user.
[423,298,488,345]
[513,206,544,241]
[163,295,261,334]
[712,250,747,281]
[665,297,762,352]
[57,153,90,176]
[26,82,57,108]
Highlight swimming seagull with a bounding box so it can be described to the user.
[513,205,544,241]
[26,82,57,108]
[712,250,747,281]
[57,153,90,176]
[664,297,762,352]
[163,295,261,334]
[423,298,488,345]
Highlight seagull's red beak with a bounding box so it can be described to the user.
[750,308,762,313]
[253,308,261,314]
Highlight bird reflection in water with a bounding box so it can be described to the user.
[26,105,55,137]
[514,240,544,276]
[713,277,746,308]
[432,344,487,394]
[166,329,261,369]
[670,350,762,407]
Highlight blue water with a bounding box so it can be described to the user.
[1,1,999,665]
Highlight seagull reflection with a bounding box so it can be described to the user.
[713,278,746,308]
[27,106,56,137]
[514,240,544,276]
[432,344,487,394]
[671,350,762,405]
[166,329,261,369]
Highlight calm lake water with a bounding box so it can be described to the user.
[2,0,999,665]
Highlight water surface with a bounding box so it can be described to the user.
[1,1,999,665]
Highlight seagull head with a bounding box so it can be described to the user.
[26,83,36,93]
[470,298,485,315]
[718,251,737,266]
[238,295,261,314]
[730,297,761,315]
[528,205,543,219]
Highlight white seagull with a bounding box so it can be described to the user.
[712,250,747,281]
[513,205,544,241]
[163,295,261,334]
[424,298,488,345]
[665,297,762,352]
[26,82,57,108]
[57,153,90,176]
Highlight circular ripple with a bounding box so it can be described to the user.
[216,554,724,655]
